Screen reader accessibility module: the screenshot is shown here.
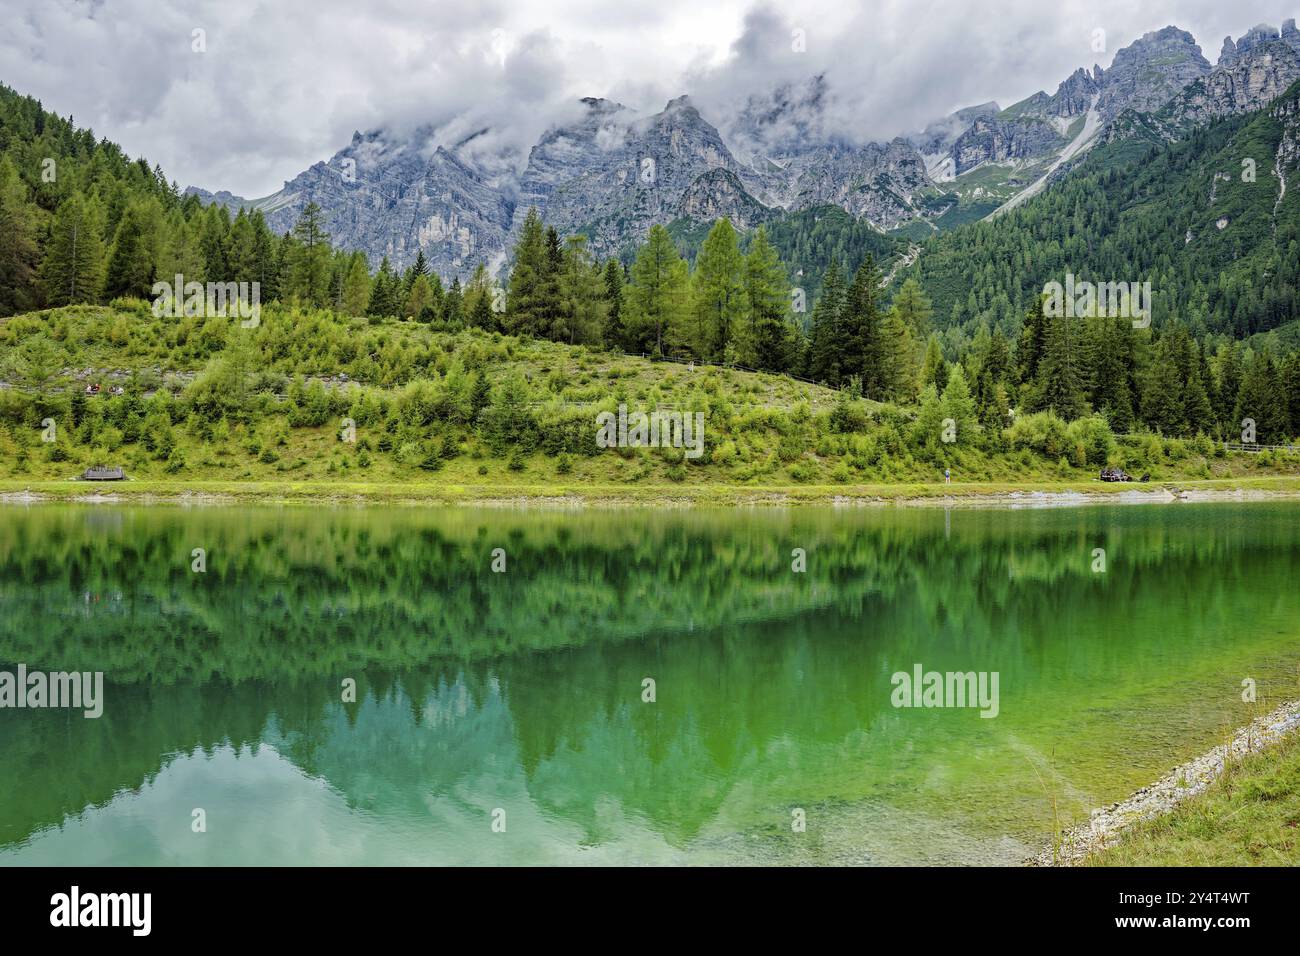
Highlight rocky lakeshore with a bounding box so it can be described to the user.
[1032,697,1300,865]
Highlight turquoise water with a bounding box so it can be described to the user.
[0,502,1297,865]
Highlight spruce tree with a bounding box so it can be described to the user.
[940,364,978,447]
[367,256,399,317]
[506,208,548,337]
[842,256,884,396]
[806,260,845,385]
[288,202,331,305]
[624,224,689,357]
[1039,313,1087,420]
[555,235,606,345]
[444,276,464,327]
[602,259,626,351]
[340,252,371,317]
[0,156,38,314]
[103,201,155,299]
[691,219,747,362]
[744,227,793,372]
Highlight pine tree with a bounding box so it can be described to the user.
[921,336,948,393]
[156,209,205,288]
[911,382,945,458]
[1216,343,1243,434]
[367,256,399,317]
[1015,302,1048,389]
[1183,344,1215,436]
[691,219,747,362]
[554,235,606,345]
[541,227,564,339]
[842,256,884,396]
[1281,352,1300,439]
[444,276,464,327]
[1089,317,1136,431]
[889,278,933,342]
[404,249,429,296]
[743,227,793,372]
[806,260,845,384]
[0,156,38,314]
[1143,360,1184,434]
[506,208,549,337]
[624,224,689,357]
[287,202,331,305]
[249,211,279,300]
[198,204,229,281]
[601,259,625,351]
[878,304,919,402]
[1235,353,1287,443]
[463,263,497,330]
[470,372,491,419]
[1039,313,1087,420]
[422,273,445,323]
[470,288,495,330]
[404,273,434,319]
[940,364,978,446]
[225,210,257,284]
[103,201,155,299]
[340,252,371,317]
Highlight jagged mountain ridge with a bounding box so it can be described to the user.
[1107,23,1300,146]
[187,18,1294,276]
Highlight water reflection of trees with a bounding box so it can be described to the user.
[1,505,1296,853]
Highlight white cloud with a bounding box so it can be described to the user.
[0,0,1290,196]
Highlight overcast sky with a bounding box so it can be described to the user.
[3,0,1297,197]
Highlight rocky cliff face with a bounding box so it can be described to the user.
[910,102,1001,156]
[185,19,1293,278]
[1176,41,1300,123]
[192,128,515,274]
[1095,26,1212,121]
[1109,34,1300,142]
[675,168,773,229]
[1050,68,1103,118]
[950,117,1065,173]
[515,95,751,258]
[1219,20,1300,66]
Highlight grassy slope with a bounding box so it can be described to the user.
[3,303,1300,497]
[1088,730,1300,866]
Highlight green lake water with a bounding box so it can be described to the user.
[0,502,1297,865]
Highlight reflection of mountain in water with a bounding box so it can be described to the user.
[1,505,1298,860]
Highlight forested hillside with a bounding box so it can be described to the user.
[910,79,1300,350]
[4,74,1300,493]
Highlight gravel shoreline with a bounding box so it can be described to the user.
[2,483,1300,509]
[1031,697,1300,866]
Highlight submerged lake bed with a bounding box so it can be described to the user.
[1,502,1297,865]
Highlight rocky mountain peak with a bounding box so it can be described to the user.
[1052,66,1102,117]
[184,17,1290,282]
[1096,25,1210,120]
[1218,19,1300,66]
